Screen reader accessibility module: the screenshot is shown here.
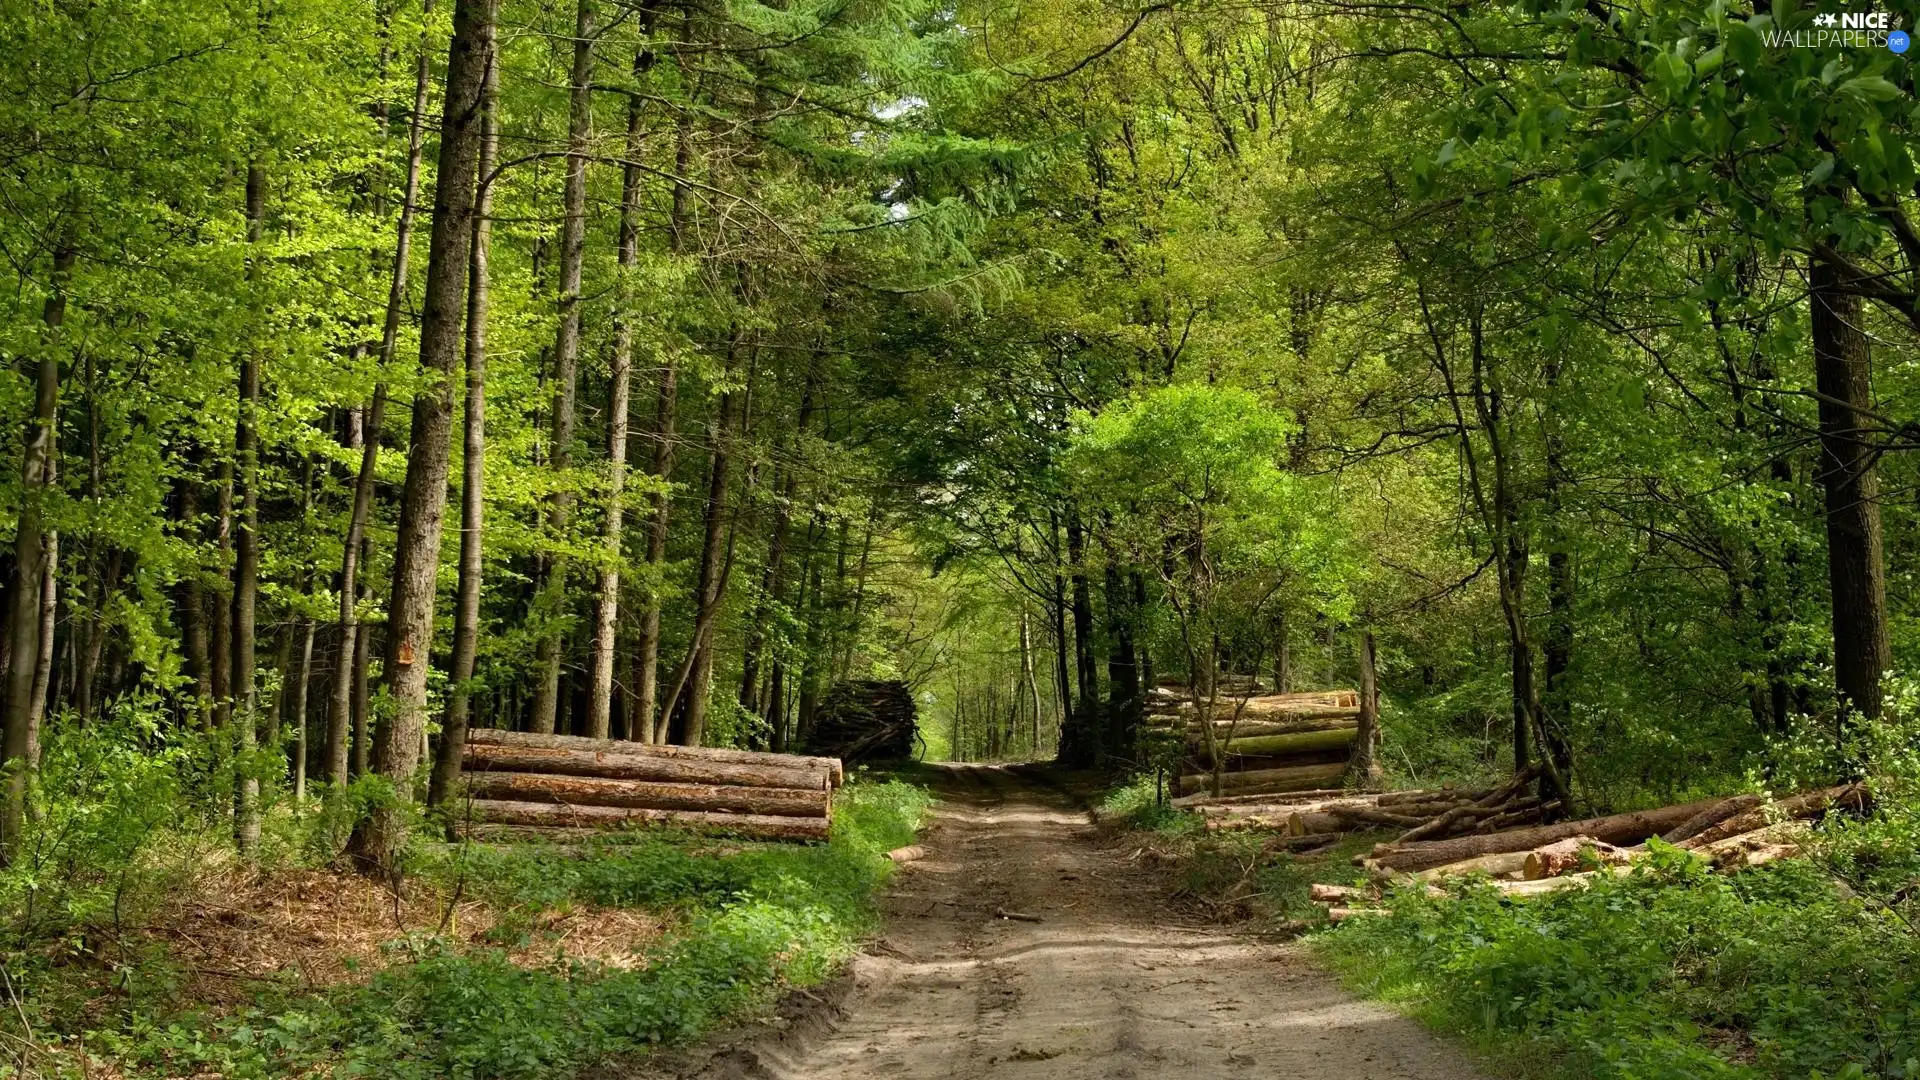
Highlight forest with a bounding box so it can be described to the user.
[3,0,1920,1077]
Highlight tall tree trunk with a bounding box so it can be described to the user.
[429,33,497,810]
[1811,255,1890,736]
[291,618,316,800]
[176,477,215,730]
[588,45,649,740]
[2,242,71,862]
[796,528,826,747]
[1059,513,1100,766]
[346,0,494,875]
[663,390,735,746]
[232,162,266,856]
[1348,630,1383,784]
[1102,547,1139,757]
[528,0,597,736]
[632,101,693,744]
[328,10,433,787]
[210,460,232,731]
[741,365,815,727]
[27,524,56,768]
[350,621,371,776]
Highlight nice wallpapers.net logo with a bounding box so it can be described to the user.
[1764,10,1910,52]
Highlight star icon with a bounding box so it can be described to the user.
[1815,11,1838,26]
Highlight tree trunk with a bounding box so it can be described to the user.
[744,366,817,732]
[1272,607,1290,693]
[291,618,316,800]
[346,0,495,876]
[176,478,215,730]
[429,31,497,810]
[1810,255,1890,734]
[1103,551,1139,757]
[350,619,371,776]
[1059,512,1099,766]
[2,242,70,862]
[328,11,432,787]
[633,100,693,746]
[588,47,647,740]
[528,0,597,736]
[26,525,56,769]
[1347,630,1382,784]
[232,162,266,857]
[662,390,735,746]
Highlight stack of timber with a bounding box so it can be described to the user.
[1304,783,1873,919]
[1191,766,1555,839]
[458,728,842,843]
[1145,686,1365,799]
[806,680,918,762]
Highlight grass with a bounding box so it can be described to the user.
[1,772,932,1080]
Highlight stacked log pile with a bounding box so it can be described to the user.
[1145,687,1364,798]
[457,729,843,843]
[1292,784,1871,918]
[1196,768,1554,844]
[806,680,918,762]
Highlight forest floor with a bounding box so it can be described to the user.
[659,763,1488,1080]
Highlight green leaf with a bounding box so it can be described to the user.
[1809,153,1836,185]
[1840,75,1903,102]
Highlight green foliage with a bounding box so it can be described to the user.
[1095,773,1193,836]
[1320,847,1920,1079]
[10,780,929,1079]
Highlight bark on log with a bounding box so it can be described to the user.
[462,771,829,818]
[1173,717,1359,740]
[468,727,842,785]
[1310,883,1364,903]
[1263,832,1343,854]
[1175,762,1347,798]
[1170,787,1349,810]
[1661,794,1762,844]
[1287,810,1342,836]
[1371,797,1726,872]
[466,798,829,840]
[1194,727,1357,761]
[1329,806,1428,830]
[464,741,830,792]
[1678,785,1868,850]
[1414,850,1530,881]
[1326,906,1386,922]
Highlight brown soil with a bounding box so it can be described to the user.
[671,763,1490,1080]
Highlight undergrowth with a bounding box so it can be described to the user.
[0,719,931,1080]
[1315,711,1920,1080]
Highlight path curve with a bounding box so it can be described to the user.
[694,763,1488,1080]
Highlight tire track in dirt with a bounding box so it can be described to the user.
[679,763,1489,1080]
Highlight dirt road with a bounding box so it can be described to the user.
[684,764,1488,1080]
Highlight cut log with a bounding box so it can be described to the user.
[465,798,830,841]
[1678,784,1869,850]
[1263,831,1343,854]
[1326,906,1386,922]
[1328,806,1428,830]
[1310,883,1364,903]
[1171,788,1349,810]
[1370,796,1727,872]
[1414,850,1530,881]
[1193,727,1357,762]
[462,771,830,818]
[1521,836,1625,881]
[464,741,830,792]
[1287,810,1342,836]
[1660,794,1762,844]
[1175,762,1348,798]
[467,727,843,786]
[886,845,926,863]
[1178,716,1359,741]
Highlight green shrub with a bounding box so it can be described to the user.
[79,777,932,1080]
